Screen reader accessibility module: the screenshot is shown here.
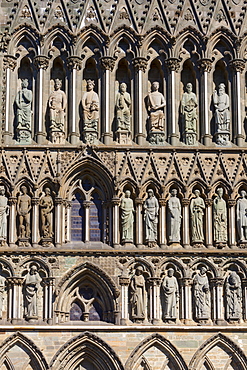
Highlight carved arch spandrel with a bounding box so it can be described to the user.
[189,333,247,370]
[50,331,124,370]
[125,333,188,370]
[0,332,48,370]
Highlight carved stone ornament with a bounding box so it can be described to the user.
[229,59,245,73]
[165,58,180,72]
[197,58,212,73]
[132,57,148,72]
[34,55,49,70]
[200,0,209,5]
[3,55,17,71]
[100,57,115,71]
[66,56,82,71]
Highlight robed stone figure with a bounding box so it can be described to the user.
[167,189,181,243]
[0,186,9,242]
[162,268,179,320]
[237,190,247,242]
[213,188,227,243]
[130,266,146,322]
[190,190,205,244]
[143,189,159,247]
[120,190,134,243]
[24,265,42,319]
[193,266,210,321]
[225,271,242,321]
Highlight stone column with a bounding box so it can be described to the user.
[159,198,167,249]
[182,198,190,249]
[229,59,245,146]
[55,197,63,247]
[43,277,55,324]
[7,277,24,323]
[8,196,17,247]
[197,59,213,146]
[66,56,82,144]
[32,197,39,247]
[102,201,108,244]
[112,197,120,247]
[33,55,49,144]
[211,278,224,325]
[165,58,180,145]
[242,278,247,322]
[119,276,130,325]
[66,200,72,242]
[83,200,91,242]
[180,277,193,324]
[132,57,148,145]
[148,277,162,324]
[3,55,17,144]
[100,57,115,145]
[228,199,236,248]
[205,198,213,249]
[135,197,143,248]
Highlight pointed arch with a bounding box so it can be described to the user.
[206,31,236,59]
[174,28,203,59]
[77,29,106,56]
[109,29,138,57]
[0,332,48,370]
[189,258,218,278]
[55,262,120,323]
[8,28,39,54]
[143,30,170,58]
[125,333,188,370]
[43,28,72,55]
[50,331,124,370]
[189,333,247,370]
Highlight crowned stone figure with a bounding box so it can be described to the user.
[82,80,99,145]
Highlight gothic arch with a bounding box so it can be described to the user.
[43,28,72,56]
[125,257,155,278]
[220,259,247,278]
[174,30,203,60]
[189,333,247,370]
[206,32,236,60]
[77,29,106,55]
[125,333,188,370]
[109,29,138,58]
[17,257,51,277]
[0,332,48,370]
[189,258,218,278]
[158,258,188,278]
[142,32,170,58]
[50,331,124,370]
[8,29,38,54]
[55,262,120,322]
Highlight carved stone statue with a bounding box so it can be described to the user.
[116,83,131,131]
[82,80,99,144]
[213,187,227,244]
[144,189,159,247]
[181,83,197,145]
[15,79,32,144]
[162,268,179,321]
[167,189,181,243]
[225,271,242,321]
[24,265,42,319]
[120,190,134,243]
[213,83,230,145]
[49,79,67,144]
[237,190,247,242]
[147,81,166,145]
[0,275,5,319]
[17,185,31,239]
[130,266,146,322]
[190,190,205,244]
[40,188,54,239]
[193,266,210,321]
[0,186,9,243]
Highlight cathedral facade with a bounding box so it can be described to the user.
[1,0,247,369]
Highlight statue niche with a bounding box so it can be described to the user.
[23,264,42,321]
[129,265,147,323]
[120,190,135,244]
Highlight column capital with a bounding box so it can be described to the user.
[6,277,24,286]
[229,58,245,73]
[135,197,143,205]
[66,56,82,71]
[9,196,17,205]
[34,55,49,70]
[65,200,72,208]
[241,278,247,287]
[228,199,236,207]
[132,57,148,72]
[100,56,115,71]
[179,277,193,286]
[3,55,17,71]
[205,198,213,207]
[165,58,180,72]
[147,277,162,286]
[112,197,120,206]
[83,200,92,209]
[197,58,213,73]
[159,198,167,207]
[43,277,55,286]
[119,276,130,286]
[182,198,190,207]
[55,197,63,206]
[210,277,224,287]
[32,197,40,206]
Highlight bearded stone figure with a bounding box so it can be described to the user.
[225,271,242,321]
[193,266,210,321]
[181,83,198,145]
[130,266,146,322]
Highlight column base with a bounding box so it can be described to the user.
[136,243,143,249]
[47,318,53,325]
[215,318,227,325]
[3,131,13,144]
[170,133,179,146]
[160,243,167,250]
[113,243,120,248]
[36,132,46,144]
[120,318,128,325]
[236,134,245,147]
[69,132,80,145]
[183,243,190,249]
[152,318,162,325]
[206,244,214,249]
[136,133,145,145]
[203,134,212,146]
[103,133,112,145]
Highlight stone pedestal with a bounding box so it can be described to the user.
[18,237,31,247]
[215,131,230,146]
[148,131,165,145]
[50,131,65,145]
[83,128,98,145]
[41,237,54,248]
[116,130,131,145]
[17,128,32,144]
[183,131,197,146]
[0,238,7,247]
